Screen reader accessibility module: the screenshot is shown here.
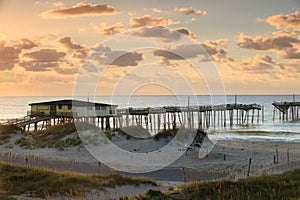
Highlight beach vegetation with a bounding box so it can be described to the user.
[0,161,156,199]
[128,168,300,200]
[15,123,81,150]
[0,124,22,145]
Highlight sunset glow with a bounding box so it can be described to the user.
[0,0,299,96]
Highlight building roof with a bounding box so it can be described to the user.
[29,99,117,107]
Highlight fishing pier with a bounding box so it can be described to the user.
[116,103,263,133]
[272,102,300,121]
[2,100,263,133]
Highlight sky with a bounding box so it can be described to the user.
[0,0,299,96]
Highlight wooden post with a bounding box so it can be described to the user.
[276,145,279,163]
[113,117,116,130]
[167,113,170,130]
[236,108,239,125]
[191,111,194,129]
[158,113,161,131]
[173,113,176,130]
[230,110,233,127]
[262,106,264,122]
[213,110,216,128]
[247,158,252,176]
[198,112,201,129]
[163,113,166,131]
[145,116,148,131]
[153,114,156,132]
[178,112,182,126]
[150,115,153,132]
[101,117,104,129]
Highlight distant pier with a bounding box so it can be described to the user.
[272,102,300,121]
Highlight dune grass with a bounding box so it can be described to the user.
[0,124,22,145]
[0,161,156,199]
[15,123,81,150]
[128,168,300,200]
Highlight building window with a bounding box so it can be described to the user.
[96,106,106,110]
[58,105,62,109]
[68,105,72,110]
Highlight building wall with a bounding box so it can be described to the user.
[30,104,117,117]
[56,105,73,116]
[31,104,50,115]
[74,106,114,117]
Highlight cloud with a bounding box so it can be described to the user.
[110,52,143,66]
[236,55,276,73]
[53,65,79,75]
[265,11,300,30]
[129,15,179,28]
[176,28,198,40]
[57,36,84,51]
[90,44,143,67]
[13,38,38,50]
[20,49,67,72]
[156,44,209,60]
[95,23,125,35]
[42,2,117,18]
[153,42,231,63]
[23,49,66,62]
[0,42,20,70]
[204,39,228,47]
[153,49,184,60]
[19,61,56,72]
[151,8,162,13]
[130,26,195,43]
[282,60,300,73]
[72,49,88,59]
[273,30,300,37]
[238,33,300,59]
[175,7,207,16]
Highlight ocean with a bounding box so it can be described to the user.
[0,95,299,142]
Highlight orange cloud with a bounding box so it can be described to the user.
[231,55,279,74]
[0,42,20,70]
[266,11,300,30]
[238,33,300,59]
[23,49,65,62]
[57,36,84,51]
[175,7,207,16]
[90,44,144,67]
[129,15,179,28]
[95,23,125,35]
[151,8,162,13]
[42,2,117,18]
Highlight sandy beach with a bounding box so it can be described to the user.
[0,132,299,199]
